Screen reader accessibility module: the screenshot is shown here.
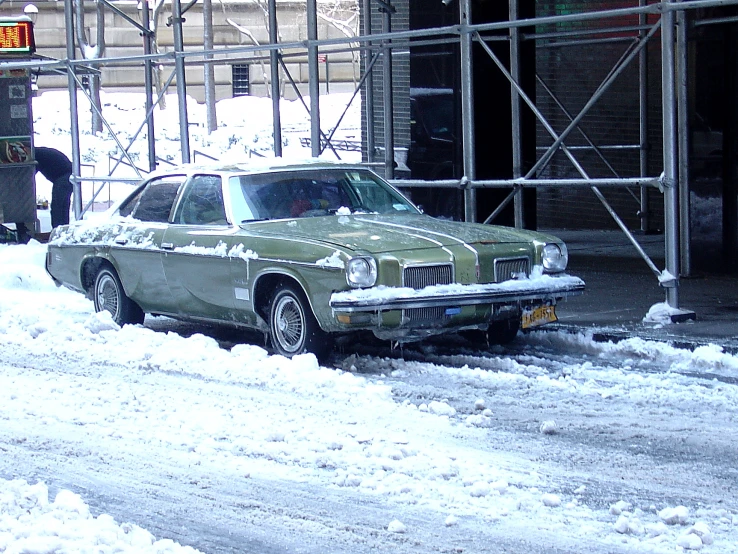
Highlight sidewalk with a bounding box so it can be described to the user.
[550,230,738,351]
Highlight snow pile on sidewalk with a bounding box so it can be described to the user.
[0,479,201,553]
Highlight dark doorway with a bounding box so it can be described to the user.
[407,0,537,227]
[691,8,738,273]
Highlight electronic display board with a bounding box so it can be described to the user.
[0,19,35,55]
[0,18,35,228]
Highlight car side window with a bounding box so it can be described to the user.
[118,185,145,218]
[129,176,186,223]
[175,175,228,225]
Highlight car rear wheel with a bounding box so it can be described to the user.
[93,266,145,326]
[269,284,331,360]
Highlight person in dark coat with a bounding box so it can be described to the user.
[35,146,73,228]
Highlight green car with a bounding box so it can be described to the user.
[45,162,584,359]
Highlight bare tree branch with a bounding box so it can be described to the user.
[317,1,360,83]
[74,0,106,133]
[148,0,168,108]
[226,17,272,97]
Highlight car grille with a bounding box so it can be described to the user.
[404,306,447,323]
[403,264,453,289]
[494,257,530,283]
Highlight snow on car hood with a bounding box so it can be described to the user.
[247,214,557,254]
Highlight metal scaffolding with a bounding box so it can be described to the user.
[2,0,738,317]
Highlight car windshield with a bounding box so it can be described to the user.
[228,168,420,222]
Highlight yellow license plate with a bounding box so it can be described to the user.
[522,304,557,329]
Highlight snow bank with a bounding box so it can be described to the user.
[0,479,201,553]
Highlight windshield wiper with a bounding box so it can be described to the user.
[241,217,270,223]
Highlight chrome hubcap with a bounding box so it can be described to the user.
[274,295,304,353]
[96,274,119,317]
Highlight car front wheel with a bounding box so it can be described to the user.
[487,318,520,345]
[461,318,520,347]
[93,266,145,326]
[269,284,331,360]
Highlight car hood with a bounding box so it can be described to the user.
[245,214,555,254]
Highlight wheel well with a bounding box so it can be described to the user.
[253,273,308,322]
[80,257,112,293]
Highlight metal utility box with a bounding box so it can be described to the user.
[0,16,36,230]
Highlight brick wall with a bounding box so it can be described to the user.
[359,0,410,173]
[534,0,665,231]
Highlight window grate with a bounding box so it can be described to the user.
[232,64,250,97]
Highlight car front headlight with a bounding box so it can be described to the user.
[542,243,568,273]
[346,256,377,288]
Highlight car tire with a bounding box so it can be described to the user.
[462,318,520,347]
[269,284,331,360]
[93,266,145,326]
[487,318,520,345]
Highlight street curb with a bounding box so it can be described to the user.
[540,323,738,355]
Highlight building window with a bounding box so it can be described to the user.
[232,64,250,97]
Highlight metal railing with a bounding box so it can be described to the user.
[1,0,735,313]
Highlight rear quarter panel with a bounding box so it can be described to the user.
[46,243,93,294]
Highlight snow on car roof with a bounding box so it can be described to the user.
[154,158,367,178]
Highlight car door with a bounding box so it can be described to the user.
[112,174,186,314]
[161,174,239,321]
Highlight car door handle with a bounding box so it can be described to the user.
[161,242,174,250]
[115,238,128,245]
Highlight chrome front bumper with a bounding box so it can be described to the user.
[329,275,585,313]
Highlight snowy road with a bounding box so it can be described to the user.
[348,337,738,509]
[1,242,737,553]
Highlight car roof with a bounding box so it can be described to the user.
[149,159,368,179]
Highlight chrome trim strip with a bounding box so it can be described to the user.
[355,217,480,266]
[353,217,450,250]
[254,257,344,270]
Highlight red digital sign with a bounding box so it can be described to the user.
[0,21,35,55]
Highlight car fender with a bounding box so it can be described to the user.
[251,265,343,331]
